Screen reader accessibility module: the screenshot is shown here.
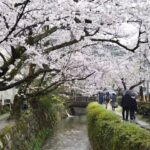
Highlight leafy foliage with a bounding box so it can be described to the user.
[87,102,150,150]
[137,102,150,116]
[30,128,52,150]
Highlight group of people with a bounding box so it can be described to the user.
[98,89,137,121]
[98,91,117,111]
[121,90,137,121]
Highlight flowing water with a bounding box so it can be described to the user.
[42,116,91,150]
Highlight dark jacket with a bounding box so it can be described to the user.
[98,93,104,104]
[130,97,137,111]
[111,94,116,103]
[121,94,131,109]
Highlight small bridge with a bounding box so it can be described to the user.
[68,96,97,115]
[69,96,97,107]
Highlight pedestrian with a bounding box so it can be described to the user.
[104,92,110,109]
[129,94,137,120]
[111,93,117,111]
[121,90,132,121]
[98,92,104,104]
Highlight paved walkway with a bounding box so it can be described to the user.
[0,113,15,131]
[114,111,150,130]
[106,104,150,131]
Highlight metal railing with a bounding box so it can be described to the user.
[70,96,97,102]
[0,99,12,111]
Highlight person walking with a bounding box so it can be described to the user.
[111,93,117,111]
[121,90,132,121]
[98,92,104,104]
[130,95,137,120]
[104,92,110,109]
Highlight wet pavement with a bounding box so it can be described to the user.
[114,110,150,130]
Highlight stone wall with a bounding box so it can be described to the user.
[0,107,60,150]
[0,92,67,150]
[0,111,38,149]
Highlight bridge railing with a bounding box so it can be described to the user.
[70,96,97,102]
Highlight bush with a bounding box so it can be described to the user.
[32,94,64,128]
[137,101,150,116]
[0,105,10,115]
[116,96,122,105]
[87,102,150,150]
[30,128,52,150]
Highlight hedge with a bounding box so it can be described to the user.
[137,101,150,116]
[116,96,122,105]
[0,105,10,115]
[87,102,150,150]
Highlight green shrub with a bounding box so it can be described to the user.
[30,128,53,150]
[87,102,150,150]
[137,101,150,116]
[0,105,10,115]
[116,96,122,105]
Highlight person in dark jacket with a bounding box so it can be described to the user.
[98,92,104,104]
[111,93,117,111]
[121,91,132,121]
[129,96,137,120]
[104,92,110,109]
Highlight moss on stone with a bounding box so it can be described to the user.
[0,95,64,150]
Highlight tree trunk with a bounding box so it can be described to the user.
[11,95,22,118]
[139,86,144,101]
[121,78,127,90]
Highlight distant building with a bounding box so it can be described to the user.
[0,88,18,105]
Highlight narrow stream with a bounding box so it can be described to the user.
[42,116,90,150]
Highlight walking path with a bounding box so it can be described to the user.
[115,111,150,130]
[107,104,150,131]
[0,113,15,131]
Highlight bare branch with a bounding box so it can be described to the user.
[27,71,95,97]
[129,80,145,90]
[26,26,58,45]
[14,21,45,37]
[0,52,6,63]
[91,22,146,52]
[44,28,99,53]
[91,38,139,52]
[0,0,30,44]
[121,78,127,90]
[143,53,150,66]
[2,16,9,29]
[44,37,83,53]
[2,2,13,10]
[0,68,60,91]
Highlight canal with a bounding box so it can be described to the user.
[42,116,90,150]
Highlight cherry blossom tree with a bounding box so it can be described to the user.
[0,0,150,99]
[0,0,98,96]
